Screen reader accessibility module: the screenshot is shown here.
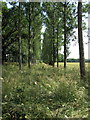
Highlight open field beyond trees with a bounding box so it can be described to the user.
[2,63,90,119]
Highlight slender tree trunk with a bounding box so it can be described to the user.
[32,9,36,64]
[64,2,67,69]
[18,2,22,70]
[57,25,59,67]
[52,6,55,67]
[78,2,86,79]
[2,50,6,64]
[52,24,55,67]
[49,37,53,66]
[28,2,31,68]
[32,30,36,64]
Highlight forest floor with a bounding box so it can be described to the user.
[2,63,90,119]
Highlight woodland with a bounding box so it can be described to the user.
[1,1,90,119]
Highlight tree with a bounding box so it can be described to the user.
[42,3,63,66]
[56,24,59,67]
[28,2,31,68]
[18,1,22,70]
[64,2,67,69]
[2,2,19,63]
[78,1,86,79]
[23,2,41,66]
[2,1,42,65]
[63,2,77,69]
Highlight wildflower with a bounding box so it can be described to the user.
[34,81,37,85]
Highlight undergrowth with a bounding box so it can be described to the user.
[2,63,89,119]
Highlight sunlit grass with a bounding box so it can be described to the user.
[55,62,89,67]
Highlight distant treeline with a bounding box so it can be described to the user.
[60,59,90,63]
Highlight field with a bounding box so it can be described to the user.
[2,62,90,119]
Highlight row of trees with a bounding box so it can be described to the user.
[42,2,77,68]
[2,1,89,79]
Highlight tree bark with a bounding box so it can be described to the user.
[52,24,55,67]
[57,25,59,67]
[28,2,31,68]
[78,2,86,79]
[52,5,55,67]
[64,2,67,69]
[18,2,22,70]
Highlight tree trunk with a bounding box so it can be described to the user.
[52,6,55,67]
[64,2,67,69]
[28,2,31,68]
[57,25,59,67]
[2,48,6,64]
[78,2,86,79]
[52,24,55,67]
[18,2,22,70]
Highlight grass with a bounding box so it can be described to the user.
[2,62,90,119]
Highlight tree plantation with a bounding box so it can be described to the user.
[1,1,90,119]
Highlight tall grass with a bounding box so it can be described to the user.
[2,63,89,119]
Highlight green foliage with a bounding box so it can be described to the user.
[41,2,77,65]
[2,63,89,119]
[2,2,89,65]
[2,2,42,64]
